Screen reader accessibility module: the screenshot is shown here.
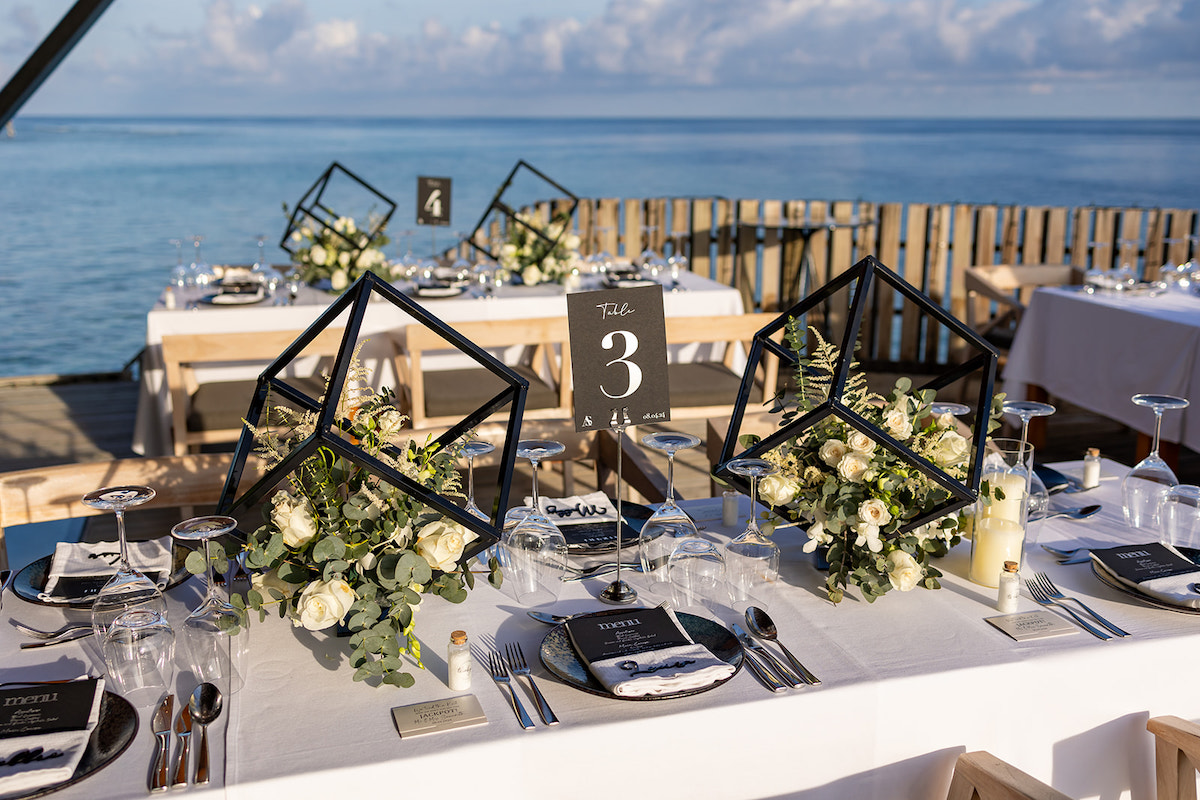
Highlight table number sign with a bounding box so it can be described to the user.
[566,284,670,433]
[415,176,451,226]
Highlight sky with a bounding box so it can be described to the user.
[2,0,1198,118]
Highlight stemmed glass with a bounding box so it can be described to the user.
[168,238,188,289]
[85,485,167,639]
[930,402,970,418]
[461,440,496,521]
[637,432,702,592]
[1113,238,1139,291]
[1002,400,1055,526]
[1123,394,1190,529]
[171,515,249,693]
[723,458,782,611]
[502,440,568,605]
[665,236,688,291]
[189,235,215,290]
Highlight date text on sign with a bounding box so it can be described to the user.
[567,284,670,432]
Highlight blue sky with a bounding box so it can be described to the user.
[3,0,1198,117]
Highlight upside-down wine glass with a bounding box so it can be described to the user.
[1002,400,1055,529]
[461,440,496,521]
[637,432,702,594]
[723,458,782,611]
[502,440,568,606]
[86,485,167,640]
[171,515,249,693]
[189,235,215,290]
[168,238,188,289]
[1123,394,1189,529]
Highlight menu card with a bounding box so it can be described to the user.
[566,607,691,663]
[0,678,104,797]
[1090,543,1200,584]
[0,680,98,739]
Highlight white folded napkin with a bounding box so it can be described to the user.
[0,678,104,799]
[570,607,735,697]
[1092,544,1200,609]
[527,491,619,526]
[40,539,173,600]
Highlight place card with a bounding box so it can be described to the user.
[391,695,487,739]
[985,610,1080,642]
[1090,542,1200,584]
[0,679,99,739]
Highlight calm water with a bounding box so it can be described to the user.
[2,116,1198,378]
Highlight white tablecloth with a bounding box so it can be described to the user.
[134,272,745,456]
[1004,287,1200,450]
[8,459,1200,799]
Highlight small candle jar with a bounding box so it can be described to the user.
[1082,448,1101,489]
[447,630,471,691]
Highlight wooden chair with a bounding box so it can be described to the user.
[161,328,348,456]
[663,314,781,422]
[400,317,573,430]
[946,751,1073,800]
[0,453,262,571]
[1147,715,1200,800]
[964,264,1083,358]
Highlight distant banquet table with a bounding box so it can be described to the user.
[134,271,745,456]
[1004,286,1200,451]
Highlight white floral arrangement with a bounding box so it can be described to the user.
[202,350,500,687]
[745,323,1003,604]
[497,210,582,286]
[286,211,391,292]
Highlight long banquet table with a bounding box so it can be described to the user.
[1004,286,1200,451]
[133,271,745,456]
[3,458,1199,799]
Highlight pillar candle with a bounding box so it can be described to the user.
[969,517,1026,587]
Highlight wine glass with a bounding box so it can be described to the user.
[189,235,215,290]
[102,607,175,707]
[461,440,496,521]
[1123,394,1189,529]
[1113,238,1139,291]
[501,440,568,605]
[665,237,688,291]
[168,238,188,288]
[637,432,702,593]
[930,402,970,418]
[723,458,782,611]
[284,269,303,305]
[85,486,167,639]
[1002,400,1055,534]
[171,515,249,694]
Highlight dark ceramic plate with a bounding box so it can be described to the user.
[560,501,652,555]
[1091,561,1200,615]
[538,609,743,700]
[12,545,192,608]
[4,691,138,799]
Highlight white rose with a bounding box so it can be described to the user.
[308,244,327,266]
[521,265,543,285]
[858,497,893,527]
[836,452,870,483]
[250,568,298,600]
[847,431,876,455]
[819,439,848,467]
[853,521,883,552]
[290,230,303,243]
[937,412,956,429]
[337,250,351,268]
[932,430,969,467]
[886,550,923,591]
[564,234,581,251]
[802,521,830,553]
[376,409,405,439]
[500,243,517,260]
[331,269,349,290]
[270,492,318,548]
[758,474,798,507]
[415,519,479,572]
[883,408,912,440]
[292,578,356,631]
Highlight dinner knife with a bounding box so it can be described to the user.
[149,694,174,792]
[171,703,192,788]
[732,623,804,687]
[728,630,785,693]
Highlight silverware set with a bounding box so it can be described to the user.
[1024,571,1130,640]
[731,606,820,692]
[151,683,224,791]
[486,643,559,728]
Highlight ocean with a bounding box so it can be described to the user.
[2,116,1198,379]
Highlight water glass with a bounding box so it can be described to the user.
[1159,484,1200,556]
[102,608,175,706]
[668,538,726,615]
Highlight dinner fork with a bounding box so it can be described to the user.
[12,621,91,639]
[1040,543,1087,559]
[1033,572,1130,637]
[1024,577,1111,640]
[505,642,559,725]
[487,649,535,730]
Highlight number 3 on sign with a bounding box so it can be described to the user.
[600,330,642,399]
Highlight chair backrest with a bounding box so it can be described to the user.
[0,453,260,571]
[946,751,1072,800]
[161,328,348,455]
[662,313,781,420]
[964,264,1082,347]
[1147,715,1200,800]
[401,317,573,430]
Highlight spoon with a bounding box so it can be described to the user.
[744,606,820,685]
[189,683,223,786]
[1031,504,1101,522]
[527,611,581,625]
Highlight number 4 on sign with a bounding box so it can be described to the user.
[566,284,671,433]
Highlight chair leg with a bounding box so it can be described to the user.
[1156,738,1198,800]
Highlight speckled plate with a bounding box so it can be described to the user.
[11,544,192,608]
[538,609,743,700]
[3,691,137,799]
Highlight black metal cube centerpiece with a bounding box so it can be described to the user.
[280,161,397,272]
[464,159,579,263]
[713,255,1000,532]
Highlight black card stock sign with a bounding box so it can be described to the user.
[567,285,670,432]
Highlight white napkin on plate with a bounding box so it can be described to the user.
[0,679,104,799]
[1092,547,1200,609]
[526,491,619,526]
[39,539,173,600]
[580,608,735,697]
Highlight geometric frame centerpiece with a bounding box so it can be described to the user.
[464,159,579,263]
[713,255,1000,532]
[279,161,397,270]
[215,271,528,560]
